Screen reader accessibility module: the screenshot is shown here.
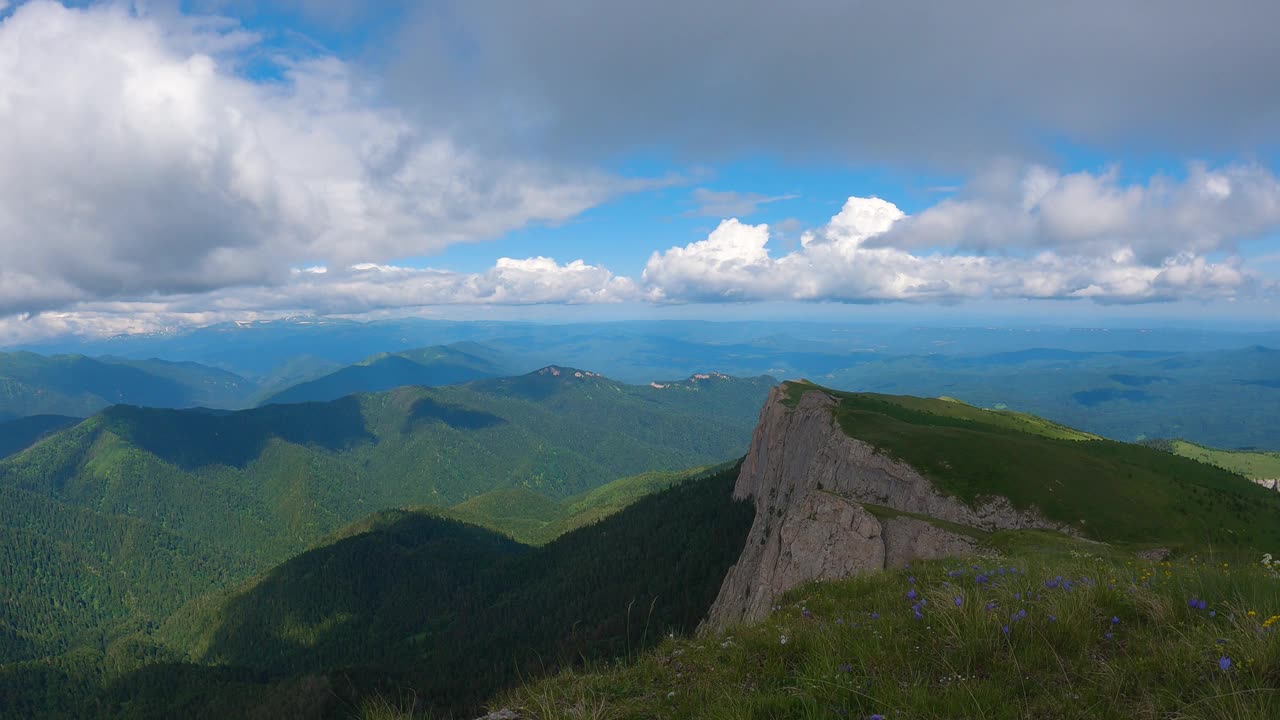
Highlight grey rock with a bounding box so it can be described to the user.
[705,385,1066,631]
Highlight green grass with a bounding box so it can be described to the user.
[500,543,1280,720]
[784,382,1280,549]
[1168,440,1280,480]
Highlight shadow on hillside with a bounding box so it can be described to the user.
[406,397,506,431]
[101,396,374,469]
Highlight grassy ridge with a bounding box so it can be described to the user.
[1167,440,1280,480]
[787,382,1280,548]
[501,540,1280,719]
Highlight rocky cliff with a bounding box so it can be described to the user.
[705,384,1071,630]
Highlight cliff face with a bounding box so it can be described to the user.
[706,385,1069,630]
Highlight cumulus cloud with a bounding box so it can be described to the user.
[0,1,631,316]
[874,164,1280,263]
[642,190,1269,305]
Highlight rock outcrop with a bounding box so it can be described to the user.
[1254,478,1279,493]
[705,385,1069,630]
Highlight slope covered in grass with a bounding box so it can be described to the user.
[1164,440,1280,480]
[785,382,1280,548]
[503,539,1280,720]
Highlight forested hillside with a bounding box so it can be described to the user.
[0,369,770,675]
[260,342,510,405]
[0,465,754,719]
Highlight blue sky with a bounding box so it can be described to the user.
[0,0,1277,343]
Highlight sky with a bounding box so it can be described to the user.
[0,0,1279,343]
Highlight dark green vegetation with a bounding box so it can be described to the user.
[0,352,255,419]
[0,414,78,458]
[504,538,1280,720]
[447,464,730,545]
[788,381,1280,549]
[260,342,509,406]
[1,368,768,551]
[0,465,755,719]
[0,370,768,672]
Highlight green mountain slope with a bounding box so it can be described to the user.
[260,343,508,406]
[0,486,254,665]
[0,352,255,419]
[1160,439,1280,480]
[0,369,768,557]
[1,465,754,719]
[0,370,769,672]
[445,463,731,544]
[502,536,1280,720]
[790,381,1280,548]
[0,414,79,458]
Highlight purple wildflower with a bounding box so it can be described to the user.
[1197,600,1207,611]
[908,576,916,584]
[838,663,853,673]
[1219,657,1231,671]
[871,612,879,620]
[906,589,918,600]
[1048,614,1058,623]
[954,596,963,607]
[986,601,998,611]
[1104,632,1114,640]
[1210,610,1217,618]
[1111,616,1120,625]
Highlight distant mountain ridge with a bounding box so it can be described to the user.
[260,342,512,406]
[0,352,255,420]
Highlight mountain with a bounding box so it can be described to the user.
[1,465,754,719]
[260,342,510,406]
[0,368,771,674]
[0,414,79,458]
[493,383,1280,720]
[708,381,1280,627]
[0,352,255,419]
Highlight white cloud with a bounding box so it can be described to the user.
[0,255,636,344]
[0,1,629,316]
[874,163,1280,263]
[642,190,1271,305]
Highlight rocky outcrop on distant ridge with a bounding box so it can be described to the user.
[706,385,1070,630]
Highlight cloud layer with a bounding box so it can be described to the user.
[1,1,1278,344]
[389,0,1280,166]
[0,1,626,315]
